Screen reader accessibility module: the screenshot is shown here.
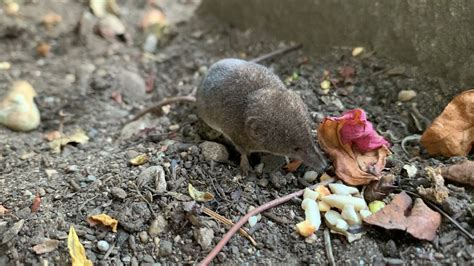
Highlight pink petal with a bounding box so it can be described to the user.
[328,109,389,152]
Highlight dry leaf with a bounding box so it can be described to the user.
[0,205,9,215]
[420,89,474,157]
[31,192,41,212]
[282,159,302,172]
[188,183,214,202]
[417,167,449,204]
[49,129,89,153]
[68,226,93,266]
[87,214,118,232]
[441,160,474,187]
[364,174,396,202]
[363,191,441,241]
[317,109,391,185]
[130,154,149,166]
[32,239,59,254]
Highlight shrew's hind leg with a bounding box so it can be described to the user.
[239,152,251,176]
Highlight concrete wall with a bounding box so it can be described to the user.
[200,0,474,87]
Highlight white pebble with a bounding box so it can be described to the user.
[97,240,110,252]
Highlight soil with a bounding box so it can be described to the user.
[0,0,473,265]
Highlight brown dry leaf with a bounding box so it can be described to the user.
[282,159,302,172]
[363,191,441,241]
[188,183,214,202]
[420,89,474,157]
[417,167,449,204]
[364,174,396,202]
[441,160,474,187]
[32,239,59,254]
[0,205,9,215]
[87,214,118,232]
[31,192,41,212]
[317,109,391,185]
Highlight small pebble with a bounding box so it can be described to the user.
[159,240,173,256]
[149,215,168,237]
[398,90,417,102]
[139,231,149,243]
[131,257,139,266]
[86,175,97,182]
[142,254,155,263]
[97,240,110,252]
[303,171,318,183]
[111,187,127,199]
[121,256,131,263]
[194,227,214,249]
[199,141,229,162]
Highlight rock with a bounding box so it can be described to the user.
[131,257,139,266]
[111,187,127,199]
[194,227,214,249]
[148,215,167,237]
[115,69,146,102]
[142,254,155,263]
[199,141,229,162]
[159,240,173,256]
[139,231,149,243]
[136,166,166,190]
[97,240,110,252]
[121,255,131,263]
[398,90,417,102]
[121,116,154,139]
[303,171,318,183]
[0,81,40,131]
[143,34,158,53]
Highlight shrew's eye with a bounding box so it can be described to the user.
[294,147,301,152]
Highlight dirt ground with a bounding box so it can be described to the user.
[0,0,473,265]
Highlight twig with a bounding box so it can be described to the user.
[404,190,474,241]
[401,134,421,155]
[250,44,303,63]
[199,178,335,265]
[202,207,257,246]
[324,228,336,266]
[128,95,196,123]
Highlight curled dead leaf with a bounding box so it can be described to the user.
[363,191,441,241]
[188,183,214,202]
[49,129,89,153]
[130,154,149,166]
[441,160,474,187]
[417,167,449,204]
[317,109,391,185]
[87,214,118,232]
[140,8,167,30]
[420,89,474,157]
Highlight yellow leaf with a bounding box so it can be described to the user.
[188,183,214,202]
[129,154,149,166]
[87,214,118,232]
[68,226,93,266]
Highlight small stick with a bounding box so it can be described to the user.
[250,44,303,63]
[128,95,196,123]
[404,190,474,241]
[324,228,336,266]
[202,207,257,246]
[199,178,335,265]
